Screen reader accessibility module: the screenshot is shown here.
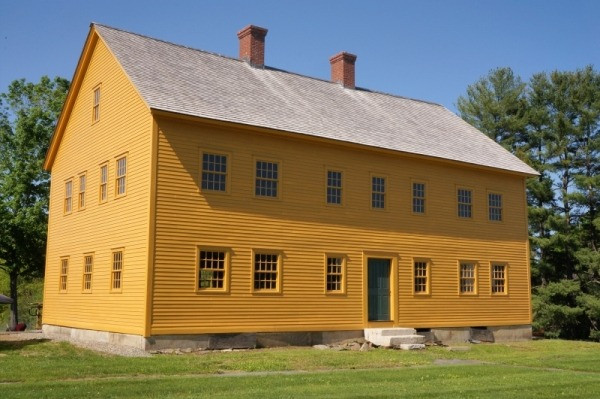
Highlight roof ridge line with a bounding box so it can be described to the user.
[92,22,243,65]
[92,22,444,109]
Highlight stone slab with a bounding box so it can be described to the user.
[399,343,425,350]
[389,335,425,346]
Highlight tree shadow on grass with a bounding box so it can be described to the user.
[0,338,51,352]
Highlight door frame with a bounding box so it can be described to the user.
[362,251,398,327]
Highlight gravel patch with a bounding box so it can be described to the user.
[0,330,151,357]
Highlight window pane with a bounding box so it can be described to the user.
[255,161,279,197]
[327,170,342,204]
[199,250,226,289]
[202,153,228,191]
[414,261,428,293]
[326,257,343,292]
[412,183,425,213]
[489,193,503,221]
[492,264,506,293]
[458,189,472,218]
[254,253,278,290]
[112,251,123,290]
[460,262,476,293]
[372,176,385,209]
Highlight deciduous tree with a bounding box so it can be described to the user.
[0,76,69,329]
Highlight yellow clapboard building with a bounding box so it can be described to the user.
[42,24,538,349]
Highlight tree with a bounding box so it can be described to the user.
[458,66,600,340]
[0,76,69,329]
[457,67,529,152]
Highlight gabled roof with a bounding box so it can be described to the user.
[46,24,538,176]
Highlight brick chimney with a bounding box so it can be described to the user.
[237,25,268,67]
[330,52,357,89]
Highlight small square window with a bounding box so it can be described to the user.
[201,153,228,192]
[327,170,343,205]
[255,161,279,198]
[489,193,503,221]
[458,188,472,218]
[412,182,426,214]
[253,252,279,291]
[326,256,344,292]
[372,176,386,209]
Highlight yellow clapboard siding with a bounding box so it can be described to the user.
[43,34,153,336]
[150,117,531,335]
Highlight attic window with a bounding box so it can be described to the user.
[93,86,100,122]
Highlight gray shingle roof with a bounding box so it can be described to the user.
[95,24,538,176]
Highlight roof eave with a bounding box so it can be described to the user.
[150,108,540,178]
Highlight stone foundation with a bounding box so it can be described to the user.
[42,324,531,351]
[425,325,532,344]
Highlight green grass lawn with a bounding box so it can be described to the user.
[1,339,599,398]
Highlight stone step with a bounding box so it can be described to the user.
[364,328,420,347]
[389,334,425,347]
[399,343,426,350]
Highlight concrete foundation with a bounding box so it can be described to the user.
[43,324,146,349]
[43,324,531,351]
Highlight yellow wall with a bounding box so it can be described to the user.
[151,115,531,335]
[43,35,153,335]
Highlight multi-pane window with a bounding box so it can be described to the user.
[491,263,506,294]
[412,182,426,214]
[372,176,386,209]
[116,156,127,196]
[198,250,226,290]
[111,251,123,291]
[59,258,68,292]
[78,174,86,209]
[100,164,108,203]
[255,161,279,197]
[489,193,503,221]
[93,87,100,122]
[326,256,344,292]
[458,188,472,218]
[253,253,279,291]
[327,170,343,205]
[64,180,73,213]
[414,260,429,294]
[460,262,477,293]
[83,255,93,292]
[201,153,227,192]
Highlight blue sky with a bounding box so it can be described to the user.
[1,0,598,112]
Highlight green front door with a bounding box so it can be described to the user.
[368,258,391,321]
